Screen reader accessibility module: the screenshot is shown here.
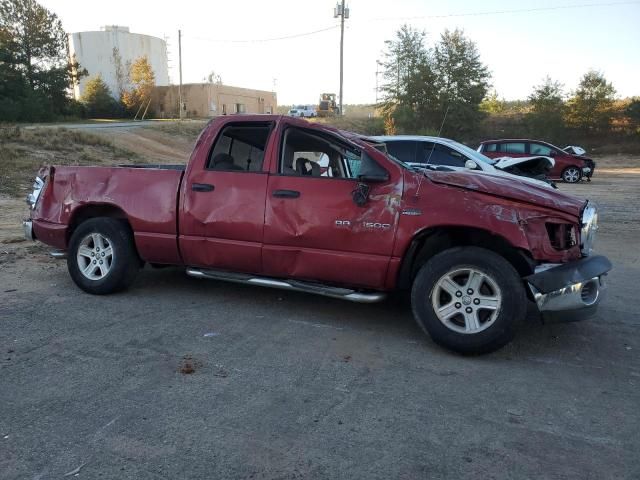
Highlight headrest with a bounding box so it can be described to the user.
[211,153,234,166]
[294,157,319,176]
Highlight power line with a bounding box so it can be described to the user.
[186,25,339,44]
[179,1,637,45]
[362,0,640,22]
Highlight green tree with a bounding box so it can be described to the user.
[378,25,438,134]
[526,76,566,141]
[0,0,84,120]
[0,25,29,120]
[0,0,65,86]
[432,29,491,137]
[81,75,120,118]
[625,97,640,132]
[566,70,616,133]
[480,90,505,114]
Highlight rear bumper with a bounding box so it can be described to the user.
[525,255,611,322]
[23,219,35,241]
[24,218,67,250]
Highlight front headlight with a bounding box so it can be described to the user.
[581,201,598,256]
[26,176,44,210]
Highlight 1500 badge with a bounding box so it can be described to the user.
[335,220,391,229]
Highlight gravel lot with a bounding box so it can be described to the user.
[1,168,639,479]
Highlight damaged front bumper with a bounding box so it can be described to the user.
[525,255,612,322]
[583,160,595,179]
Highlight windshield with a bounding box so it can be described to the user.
[443,140,496,165]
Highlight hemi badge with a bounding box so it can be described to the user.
[402,208,422,216]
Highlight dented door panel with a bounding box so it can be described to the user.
[177,117,278,272]
[263,174,402,289]
[179,171,268,272]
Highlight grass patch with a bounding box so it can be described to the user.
[0,127,138,197]
[308,116,385,136]
[144,120,208,140]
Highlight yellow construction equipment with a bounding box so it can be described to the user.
[317,93,340,117]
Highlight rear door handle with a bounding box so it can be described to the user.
[272,189,300,198]
[192,183,215,192]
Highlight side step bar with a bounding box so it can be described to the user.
[186,268,387,304]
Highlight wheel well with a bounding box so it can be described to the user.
[397,226,535,289]
[66,204,131,244]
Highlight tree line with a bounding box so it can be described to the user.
[379,24,639,144]
[2,0,639,140]
[0,0,155,122]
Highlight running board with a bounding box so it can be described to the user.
[186,268,386,303]
[50,250,67,259]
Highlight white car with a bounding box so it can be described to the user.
[288,105,317,118]
[370,135,555,188]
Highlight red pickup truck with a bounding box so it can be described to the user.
[24,115,610,354]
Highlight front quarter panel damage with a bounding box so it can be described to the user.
[394,172,582,267]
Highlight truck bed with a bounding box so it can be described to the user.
[33,165,185,264]
[117,164,186,170]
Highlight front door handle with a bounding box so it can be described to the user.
[192,183,215,192]
[272,189,300,198]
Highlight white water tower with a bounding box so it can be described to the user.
[68,26,169,100]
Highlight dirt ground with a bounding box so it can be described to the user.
[1,127,639,478]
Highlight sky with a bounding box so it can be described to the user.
[40,0,640,106]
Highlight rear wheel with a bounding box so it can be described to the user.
[411,247,526,354]
[562,166,582,183]
[67,217,140,294]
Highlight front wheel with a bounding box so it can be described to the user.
[67,217,140,295]
[562,166,582,183]
[411,246,527,354]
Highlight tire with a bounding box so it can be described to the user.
[562,166,582,183]
[410,246,526,354]
[67,217,140,295]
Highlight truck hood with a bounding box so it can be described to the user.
[424,169,585,217]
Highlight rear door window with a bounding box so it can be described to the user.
[420,142,467,167]
[500,142,526,154]
[207,123,272,172]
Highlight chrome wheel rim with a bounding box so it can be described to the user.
[563,168,580,183]
[76,233,114,281]
[431,267,502,334]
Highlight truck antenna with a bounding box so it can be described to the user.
[415,105,449,198]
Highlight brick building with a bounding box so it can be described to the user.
[151,83,277,118]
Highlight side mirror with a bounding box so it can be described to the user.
[358,151,389,183]
[465,159,478,170]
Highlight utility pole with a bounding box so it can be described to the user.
[178,29,183,120]
[334,1,349,116]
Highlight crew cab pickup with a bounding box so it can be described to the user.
[24,115,611,354]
